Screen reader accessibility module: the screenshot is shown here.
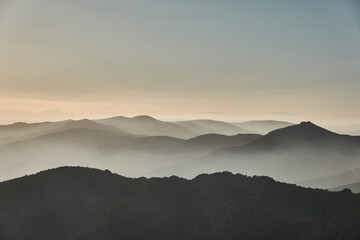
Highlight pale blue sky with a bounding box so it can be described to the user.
[0,0,359,124]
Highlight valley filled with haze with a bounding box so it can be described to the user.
[0,115,359,191]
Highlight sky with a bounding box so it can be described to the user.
[0,0,359,125]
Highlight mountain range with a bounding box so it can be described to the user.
[0,116,359,189]
[0,116,294,146]
[298,168,360,192]
[0,117,262,181]
[153,121,360,183]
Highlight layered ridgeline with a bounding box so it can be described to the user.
[96,116,255,138]
[0,117,359,188]
[155,122,360,184]
[0,117,261,181]
[0,116,261,145]
[0,167,359,240]
[0,115,290,145]
[299,168,360,191]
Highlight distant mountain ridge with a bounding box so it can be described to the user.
[234,120,294,134]
[229,121,359,152]
[184,133,261,151]
[55,119,130,135]
[298,168,360,190]
[96,115,197,139]
[0,120,261,180]
[0,116,359,185]
[0,119,128,145]
[155,121,360,182]
[0,115,294,143]
[177,119,253,136]
[0,109,70,124]
[0,120,70,145]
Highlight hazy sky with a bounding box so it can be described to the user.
[0,0,359,125]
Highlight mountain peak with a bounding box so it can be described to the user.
[267,121,336,137]
[133,115,157,120]
[72,118,92,123]
[300,121,315,126]
[296,121,324,131]
[62,119,96,126]
[237,121,341,152]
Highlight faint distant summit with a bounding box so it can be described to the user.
[133,115,157,120]
[0,109,70,124]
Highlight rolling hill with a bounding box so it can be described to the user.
[185,119,252,135]
[1,117,359,185]
[0,116,283,145]
[0,167,359,240]
[96,115,196,139]
[175,120,252,135]
[0,120,69,145]
[155,122,360,182]
[183,133,261,151]
[233,121,360,152]
[54,119,129,134]
[0,119,127,145]
[0,125,260,181]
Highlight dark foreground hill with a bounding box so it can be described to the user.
[0,167,360,240]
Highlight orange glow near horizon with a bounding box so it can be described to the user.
[0,1,359,128]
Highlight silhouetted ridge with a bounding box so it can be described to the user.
[1,167,360,240]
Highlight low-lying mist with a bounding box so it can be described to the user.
[0,117,359,191]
